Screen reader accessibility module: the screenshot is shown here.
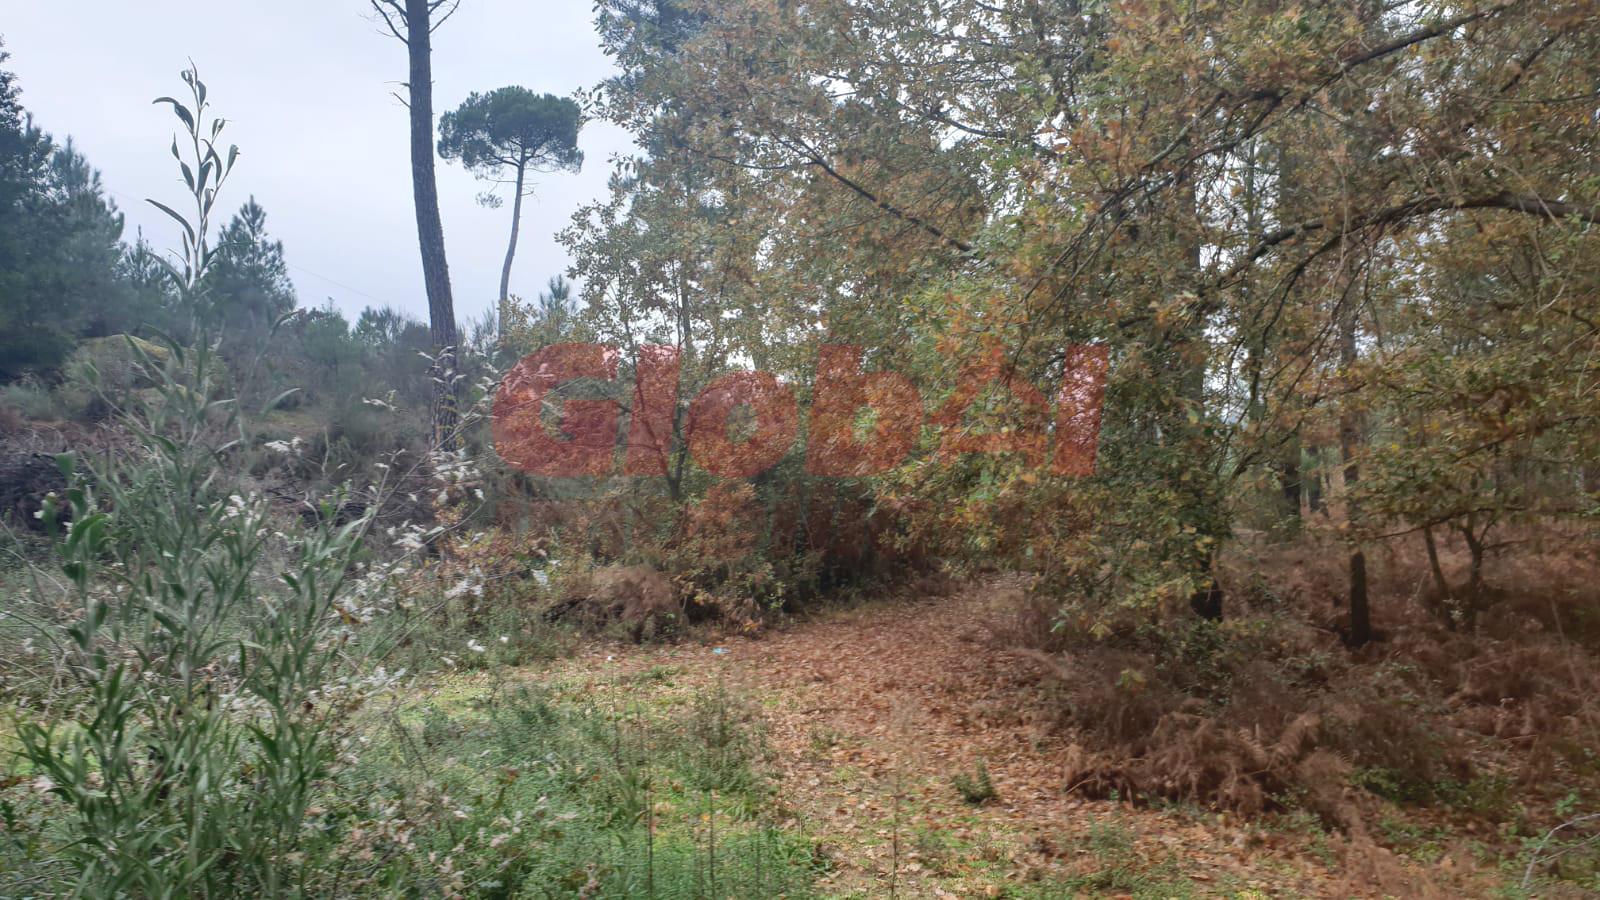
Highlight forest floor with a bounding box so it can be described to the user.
[431,578,1518,899]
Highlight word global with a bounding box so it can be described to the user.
[492,343,1109,480]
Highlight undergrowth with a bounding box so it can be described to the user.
[329,672,819,897]
[1003,527,1600,893]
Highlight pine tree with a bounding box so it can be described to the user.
[205,197,297,342]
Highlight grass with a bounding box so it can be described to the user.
[323,665,822,897]
[0,651,821,898]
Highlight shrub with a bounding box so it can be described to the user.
[0,378,56,421]
[12,342,377,895]
[52,334,173,420]
[952,760,998,805]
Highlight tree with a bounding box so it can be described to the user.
[370,0,463,444]
[107,230,181,339]
[438,87,582,331]
[501,274,578,350]
[354,304,434,406]
[576,0,1600,636]
[205,197,296,340]
[0,45,129,379]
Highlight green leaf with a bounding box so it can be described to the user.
[260,388,302,415]
[154,97,196,132]
[146,199,196,247]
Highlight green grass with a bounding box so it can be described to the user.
[0,656,820,897]
[325,669,822,897]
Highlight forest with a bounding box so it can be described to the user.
[1,0,1598,896]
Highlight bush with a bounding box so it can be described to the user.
[1022,599,1453,825]
[952,760,998,805]
[10,342,378,895]
[0,378,55,421]
[51,334,172,420]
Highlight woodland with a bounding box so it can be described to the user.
[1,0,1599,896]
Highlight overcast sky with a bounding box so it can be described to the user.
[2,0,634,324]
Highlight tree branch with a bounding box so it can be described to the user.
[369,0,409,45]
[1214,190,1598,290]
[429,0,463,33]
[785,138,974,254]
[1334,1,1518,76]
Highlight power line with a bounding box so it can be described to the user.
[106,185,408,311]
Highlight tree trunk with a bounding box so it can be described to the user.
[1346,548,1369,643]
[403,0,460,445]
[1421,524,1455,629]
[1306,449,1325,513]
[1173,130,1225,621]
[1189,556,1225,621]
[497,160,527,344]
[1276,437,1303,532]
[1339,302,1372,647]
[1459,518,1488,631]
[1279,461,1302,519]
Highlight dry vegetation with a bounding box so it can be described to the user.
[508,545,1600,898]
[5,0,1600,895]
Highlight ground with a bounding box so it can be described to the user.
[428,578,1517,898]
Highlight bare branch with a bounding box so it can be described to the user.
[429,0,464,33]
[369,0,409,45]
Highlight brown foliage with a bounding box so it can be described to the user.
[549,563,680,642]
[1006,526,1600,830]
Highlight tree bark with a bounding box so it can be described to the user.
[1189,562,1225,621]
[402,0,460,445]
[1339,297,1372,647]
[1333,0,1384,649]
[1175,135,1224,622]
[497,160,527,344]
[1306,449,1325,513]
[1421,524,1456,629]
[1459,517,1489,631]
[1276,437,1303,532]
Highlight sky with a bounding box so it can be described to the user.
[1,0,635,324]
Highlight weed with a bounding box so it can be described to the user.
[11,339,370,894]
[332,675,819,896]
[808,724,844,758]
[953,760,998,805]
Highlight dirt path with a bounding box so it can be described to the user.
[537,580,1489,898]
